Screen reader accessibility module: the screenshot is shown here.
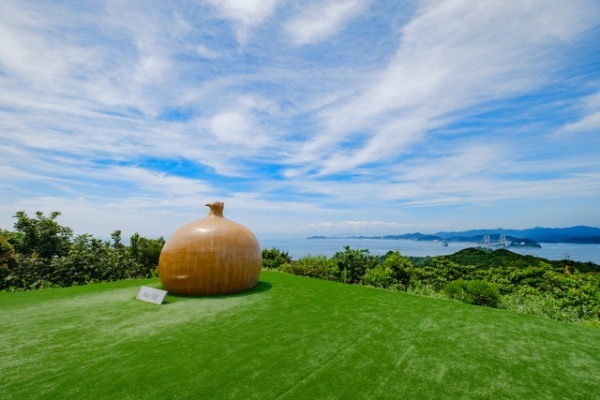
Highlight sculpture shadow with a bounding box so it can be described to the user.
[162,280,272,303]
[218,280,273,298]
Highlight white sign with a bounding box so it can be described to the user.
[136,286,168,305]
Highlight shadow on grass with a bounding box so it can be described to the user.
[162,281,272,304]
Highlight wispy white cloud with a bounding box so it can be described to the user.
[205,94,282,150]
[206,0,279,43]
[102,166,215,197]
[559,111,600,134]
[556,90,600,135]
[284,0,369,45]
[294,0,600,174]
[196,43,221,59]
[306,220,415,229]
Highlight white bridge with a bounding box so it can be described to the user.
[480,234,510,248]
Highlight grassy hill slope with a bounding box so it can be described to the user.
[1,271,600,399]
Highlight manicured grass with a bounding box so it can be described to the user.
[1,271,600,399]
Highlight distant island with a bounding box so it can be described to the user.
[307,226,600,248]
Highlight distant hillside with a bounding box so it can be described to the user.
[434,226,600,243]
[308,233,447,241]
[307,226,600,244]
[308,234,540,248]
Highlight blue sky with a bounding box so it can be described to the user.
[1,0,600,239]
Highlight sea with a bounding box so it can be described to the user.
[257,237,600,264]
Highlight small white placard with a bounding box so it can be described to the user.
[136,286,168,305]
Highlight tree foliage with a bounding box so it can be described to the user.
[362,265,395,288]
[1,211,164,291]
[262,248,292,270]
[280,255,339,281]
[444,279,501,308]
[12,211,73,258]
[382,251,414,291]
[332,245,378,284]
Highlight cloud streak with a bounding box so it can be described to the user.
[284,0,369,45]
[296,0,600,174]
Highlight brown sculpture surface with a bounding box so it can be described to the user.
[158,202,262,296]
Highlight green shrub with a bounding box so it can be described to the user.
[280,255,339,281]
[382,251,414,291]
[1,212,165,291]
[501,293,580,322]
[262,248,292,269]
[444,279,501,308]
[11,211,73,258]
[406,282,446,299]
[130,233,165,269]
[0,233,18,283]
[332,246,378,284]
[362,265,396,288]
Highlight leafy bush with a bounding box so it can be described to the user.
[362,265,396,288]
[382,251,414,291]
[332,246,378,284]
[444,279,501,308]
[262,248,292,269]
[1,211,164,291]
[501,293,580,322]
[280,255,339,281]
[0,233,18,274]
[130,232,165,270]
[11,211,73,258]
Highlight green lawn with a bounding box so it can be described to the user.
[1,271,600,399]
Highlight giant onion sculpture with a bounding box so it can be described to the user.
[158,202,262,296]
